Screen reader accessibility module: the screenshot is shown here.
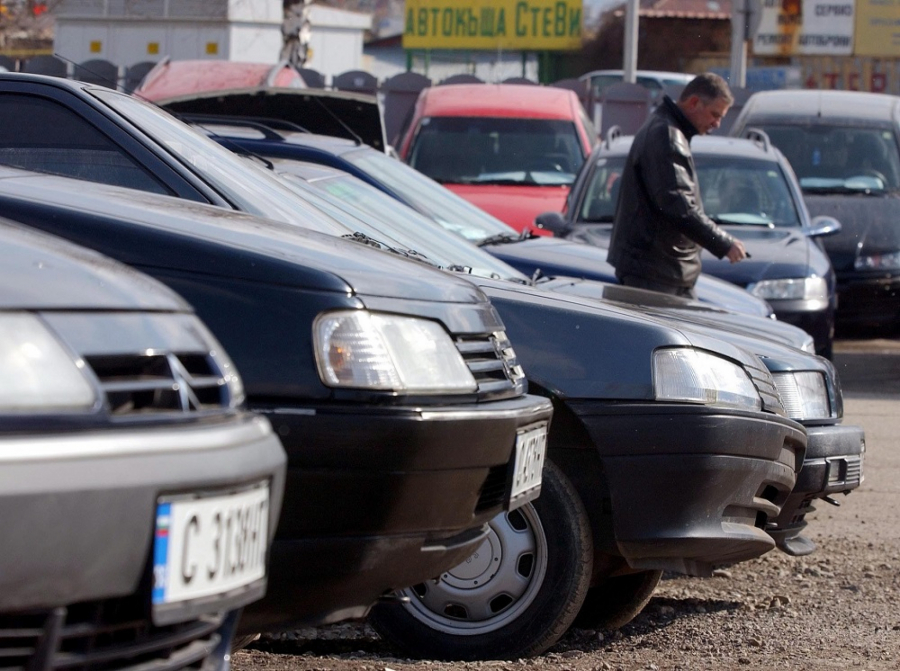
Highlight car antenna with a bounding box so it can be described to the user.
[310,95,365,146]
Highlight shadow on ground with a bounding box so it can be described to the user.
[832,338,900,398]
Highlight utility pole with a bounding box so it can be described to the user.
[623,0,639,84]
[729,0,761,88]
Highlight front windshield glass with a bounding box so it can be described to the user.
[756,124,900,193]
[279,171,528,282]
[345,147,515,242]
[90,89,348,235]
[407,117,585,187]
[576,155,801,227]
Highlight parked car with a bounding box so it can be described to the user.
[0,219,287,669]
[170,115,774,320]
[395,83,598,233]
[578,69,694,101]
[0,76,809,660]
[0,73,553,636]
[729,89,900,333]
[278,159,862,560]
[541,130,840,357]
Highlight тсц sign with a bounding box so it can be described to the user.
[403,0,583,51]
[753,0,854,55]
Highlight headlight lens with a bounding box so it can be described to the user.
[773,371,831,420]
[314,310,477,392]
[0,314,97,411]
[854,250,900,271]
[747,277,828,301]
[653,348,761,411]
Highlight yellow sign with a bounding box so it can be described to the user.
[89,40,102,53]
[855,0,900,57]
[403,0,583,51]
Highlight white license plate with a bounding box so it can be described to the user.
[510,423,548,508]
[152,482,270,606]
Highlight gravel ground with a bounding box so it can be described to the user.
[234,338,900,671]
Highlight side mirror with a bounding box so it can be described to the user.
[807,215,842,237]
[534,211,571,237]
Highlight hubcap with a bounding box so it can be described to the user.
[398,503,547,635]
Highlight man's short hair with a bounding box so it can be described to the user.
[680,73,734,105]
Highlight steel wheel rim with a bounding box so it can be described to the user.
[396,503,548,635]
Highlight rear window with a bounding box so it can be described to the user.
[408,116,585,187]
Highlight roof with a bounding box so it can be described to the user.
[608,0,732,19]
[416,83,581,120]
[740,89,900,125]
[594,133,779,162]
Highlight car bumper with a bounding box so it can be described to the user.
[0,414,285,671]
[767,422,865,556]
[241,393,554,633]
[563,402,807,576]
[834,273,900,329]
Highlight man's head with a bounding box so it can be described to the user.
[677,73,733,135]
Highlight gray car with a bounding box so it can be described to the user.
[729,89,900,333]
[0,220,286,669]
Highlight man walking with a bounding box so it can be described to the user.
[607,72,747,299]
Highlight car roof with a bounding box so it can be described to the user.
[416,83,580,120]
[593,133,781,162]
[741,89,900,125]
[578,69,693,83]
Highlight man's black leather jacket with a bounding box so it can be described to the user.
[607,96,734,289]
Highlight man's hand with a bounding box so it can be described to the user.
[726,239,748,263]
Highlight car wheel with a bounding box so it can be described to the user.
[572,569,662,631]
[368,460,592,661]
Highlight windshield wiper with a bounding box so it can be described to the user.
[802,185,880,195]
[711,217,775,228]
[342,231,439,266]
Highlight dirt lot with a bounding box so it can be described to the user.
[234,338,900,671]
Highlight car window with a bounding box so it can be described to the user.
[89,88,348,235]
[0,93,170,194]
[343,147,516,242]
[697,157,801,227]
[408,117,585,187]
[577,156,625,222]
[755,124,900,192]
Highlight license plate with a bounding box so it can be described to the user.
[152,482,270,606]
[510,422,548,508]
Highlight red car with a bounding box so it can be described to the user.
[398,83,597,234]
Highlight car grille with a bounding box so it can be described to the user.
[745,361,786,416]
[455,331,526,400]
[83,352,233,417]
[0,596,226,671]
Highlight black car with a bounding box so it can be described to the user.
[0,76,807,660]
[0,220,287,669]
[544,130,840,357]
[729,89,900,333]
[161,103,774,320]
[0,75,554,635]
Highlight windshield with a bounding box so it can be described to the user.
[407,116,585,187]
[279,170,528,282]
[91,89,348,235]
[576,155,801,227]
[343,147,516,242]
[754,124,900,193]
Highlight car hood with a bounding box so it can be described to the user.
[444,184,568,233]
[469,275,775,402]
[700,227,812,286]
[804,192,900,272]
[0,219,187,312]
[0,170,487,306]
[158,87,387,152]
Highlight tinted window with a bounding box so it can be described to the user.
[0,93,169,194]
[697,157,801,227]
[408,117,584,186]
[758,124,900,191]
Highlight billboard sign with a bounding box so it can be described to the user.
[402,0,583,51]
[854,0,900,57]
[752,0,854,56]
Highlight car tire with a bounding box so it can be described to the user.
[368,459,592,661]
[572,569,662,631]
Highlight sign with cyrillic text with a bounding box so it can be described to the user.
[752,0,854,55]
[854,0,900,56]
[403,0,583,51]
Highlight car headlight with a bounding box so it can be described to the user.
[0,314,98,411]
[854,250,900,271]
[653,348,761,411]
[747,277,828,301]
[773,371,831,420]
[314,310,477,392]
